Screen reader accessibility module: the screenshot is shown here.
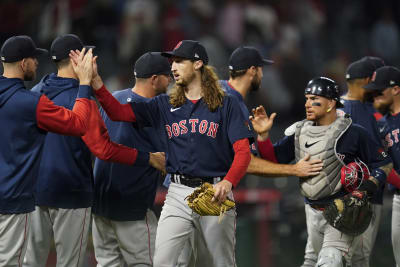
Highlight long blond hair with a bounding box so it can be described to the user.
[169,65,225,112]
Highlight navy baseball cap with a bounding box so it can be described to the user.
[50,34,95,61]
[161,40,208,65]
[363,66,400,91]
[0,35,48,63]
[229,46,273,71]
[134,52,171,78]
[345,56,385,80]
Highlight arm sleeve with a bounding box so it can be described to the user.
[387,169,400,189]
[226,97,253,144]
[257,138,278,163]
[224,138,251,187]
[36,86,92,136]
[357,126,391,185]
[81,101,149,165]
[94,85,136,122]
[273,135,296,164]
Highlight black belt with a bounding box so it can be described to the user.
[395,188,400,195]
[171,174,221,188]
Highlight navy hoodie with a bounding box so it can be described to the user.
[92,89,165,221]
[0,76,45,214]
[31,73,93,209]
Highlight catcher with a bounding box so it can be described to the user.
[250,77,392,267]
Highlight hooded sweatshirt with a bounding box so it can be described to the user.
[32,74,146,209]
[0,76,45,213]
[32,74,93,208]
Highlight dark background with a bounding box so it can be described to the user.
[1,0,399,266]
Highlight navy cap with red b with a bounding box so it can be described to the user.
[0,35,48,63]
[229,46,273,71]
[51,34,95,61]
[161,40,208,65]
[363,66,400,91]
[134,52,171,78]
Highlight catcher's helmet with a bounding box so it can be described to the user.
[305,77,343,107]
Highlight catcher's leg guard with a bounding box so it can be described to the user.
[317,247,345,267]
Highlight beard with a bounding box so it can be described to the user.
[373,101,390,115]
[250,76,261,92]
[176,72,195,87]
[23,69,36,81]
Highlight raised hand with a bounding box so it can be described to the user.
[70,48,93,85]
[249,105,276,141]
[149,152,166,172]
[91,56,104,90]
[295,154,323,177]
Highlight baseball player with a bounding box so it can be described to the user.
[251,77,392,266]
[0,35,93,266]
[222,46,323,178]
[21,35,164,267]
[368,66,400,267]
[161,45,324,266]
[301,56,386,267]
[91,52,171,267]
[83,40,252,267]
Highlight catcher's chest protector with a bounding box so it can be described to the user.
[295,117,352,200]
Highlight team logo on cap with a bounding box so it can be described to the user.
[390,80,395,85]
[345,74,350,79]
[52,56,57,60]
[174,41,182,50]
[372,71,376,81]
[194,53,199,58]
[1,56,4,61]
[229,66,233,70]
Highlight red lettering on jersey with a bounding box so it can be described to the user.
[392,129,399,143]
[165,125,172,139]
[199,120,208,134]
[386,133,394,147]
[172,123,180,137]
[189,119,199,133]
[179,120,188,134]
[207,122,219,138]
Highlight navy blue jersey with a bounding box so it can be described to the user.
[0,76,45,214]
[338,99,385,203]
[93,89,165,221]
[131,93,253,178]
[272,122,391,203]
[338,100,382,146]
[379,114,400,174]
[220,80,257,154]
[31,74,93,209]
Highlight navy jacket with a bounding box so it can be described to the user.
[93,89,164,221]
[0,76,45,213]
[31,74,93,209]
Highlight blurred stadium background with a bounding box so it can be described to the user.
[1,0,400,266]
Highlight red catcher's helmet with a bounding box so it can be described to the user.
[340,160,370,192]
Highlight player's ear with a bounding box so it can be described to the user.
[248,66,257,76]
[193,60,203,70]
[392,85,400,96]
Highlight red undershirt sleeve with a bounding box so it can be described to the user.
[81,101,149,165]
[94,85,136,122]
[36,94,90,136]
[257,138,278,163]
[224,138,251,187]
[387,169,400,189]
